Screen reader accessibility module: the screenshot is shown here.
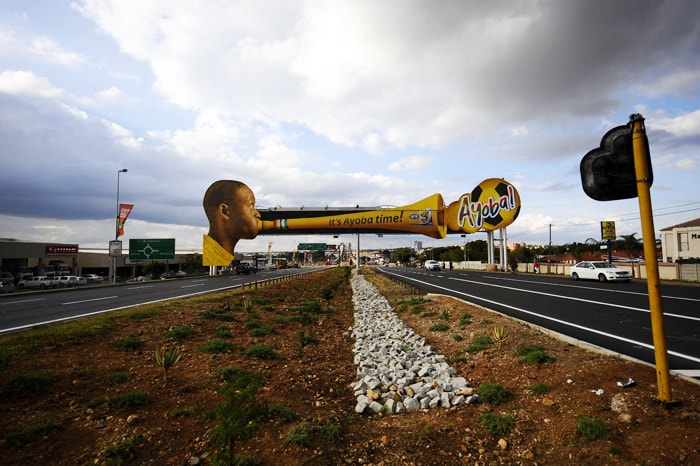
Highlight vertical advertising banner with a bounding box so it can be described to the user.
[117,204,134,238]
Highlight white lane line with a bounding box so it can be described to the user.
[487,275,700,302]
[0,298,45,306]
[451,276,700,322]
[383,271,700,365]
[62,296,118,305]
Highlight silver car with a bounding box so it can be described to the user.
[570,261,632,282]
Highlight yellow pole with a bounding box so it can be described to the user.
[629,114,673,403]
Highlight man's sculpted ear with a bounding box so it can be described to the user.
[219,202,230,220]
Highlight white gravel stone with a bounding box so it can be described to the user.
[350,272,471,414]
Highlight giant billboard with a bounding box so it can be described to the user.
[202,178,520,266]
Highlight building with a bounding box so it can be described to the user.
[660,217,700,262]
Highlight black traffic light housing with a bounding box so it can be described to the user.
[580,121,652,201]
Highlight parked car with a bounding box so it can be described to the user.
[75,276,88,286]
[1,272,15,285]
[0,281,15,293]
[17,276,57,289]
[570,261,632,282]
[424,260,441,271]
[82,274,103,283]
[128,275,148,282]
[56,275,79,287]
[235,263,257,275]
[174,270,187,277]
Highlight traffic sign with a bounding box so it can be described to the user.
[129,238,175,260]
[297,243,327,251]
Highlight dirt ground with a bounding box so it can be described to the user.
[0,267,698,465]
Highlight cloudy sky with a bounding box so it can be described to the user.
[1,0,699,255]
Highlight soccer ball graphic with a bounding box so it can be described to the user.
[470,178,521,231]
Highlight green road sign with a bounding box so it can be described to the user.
[297,243,327,251]
[129,238,175,260]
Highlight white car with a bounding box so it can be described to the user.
[570,261,632,282]
[57,276,79,287]
[424,260,441,271]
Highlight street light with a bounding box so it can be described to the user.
[113,168,128,284]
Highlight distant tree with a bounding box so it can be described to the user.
[618,233,642,260]
[142,261,167,279]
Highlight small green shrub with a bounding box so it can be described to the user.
[576,415,611,442]
[452,334,464,342]
[105,371,130,386]
[480,411,514,436]
[5,417,60,446]
[5,372,52,395]
[198,308,237,321]
[516,344,555,364]
[244,344,282,360]
[107,391,149,409]
[269,404,299,423]
[458,312,473,327]
[165,325,195,340]
[284,423,313,446]
[250,325,275,337]
[476,382,509,406]
[98,435,144,464]
[202,339,236,354]
[530,382,550,395]
[465,335,493,353]
[214,325,233,338]
[428,323,449,332]
[113,336,144,351]
[421,311,437,318]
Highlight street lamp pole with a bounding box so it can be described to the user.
[113,168,128,284]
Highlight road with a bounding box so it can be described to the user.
[378,267,700,381]
[0,268,322,335]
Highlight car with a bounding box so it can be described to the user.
[75,276,88,286]
[56,275,79,287]
[570,261,632,282]
[1,272,15,285]
[82,274,103,283]
[424,260,441,271]
[127,275,148,282]
[235,262,257,275]
[0,281,15,293]
[16,276,56,289]
[174,270,187,278]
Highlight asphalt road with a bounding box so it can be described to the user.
[0,267,323,335]
[378,267,700,381]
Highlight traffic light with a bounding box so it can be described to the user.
[580,124,652,201]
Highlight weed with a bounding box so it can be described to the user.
[198,308,237,321]
[440,308,450,320]
[105,371,130,385]
[4,372,52,395]
[450,356,469,364]
[243,298,254,313]
[297,331,319,357]
[576,415,611,442]
[516,344,555,364]
[480,319,494,325]
[458,312,473,327]
[428,323,449,332]
[284,418,342,446]
[166,325,195,340]
[214,325,233,338]
[210,368,268,465]
[202,339,236,354]
[530,382,550,395]
[250,325,275,337]
[465,335,493,353]
[154,346,182,379]
[171,408,192,418]
[452,334,464,342]
[243,344,282,360]
[113,336,144,351]
[480,411,514,436]
[476,382,509,406]
[98,435,144,464]
[5,417,60,446]
[107,391,149,409]
[269,404,299,423]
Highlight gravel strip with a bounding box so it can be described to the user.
[350,272,477,414]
